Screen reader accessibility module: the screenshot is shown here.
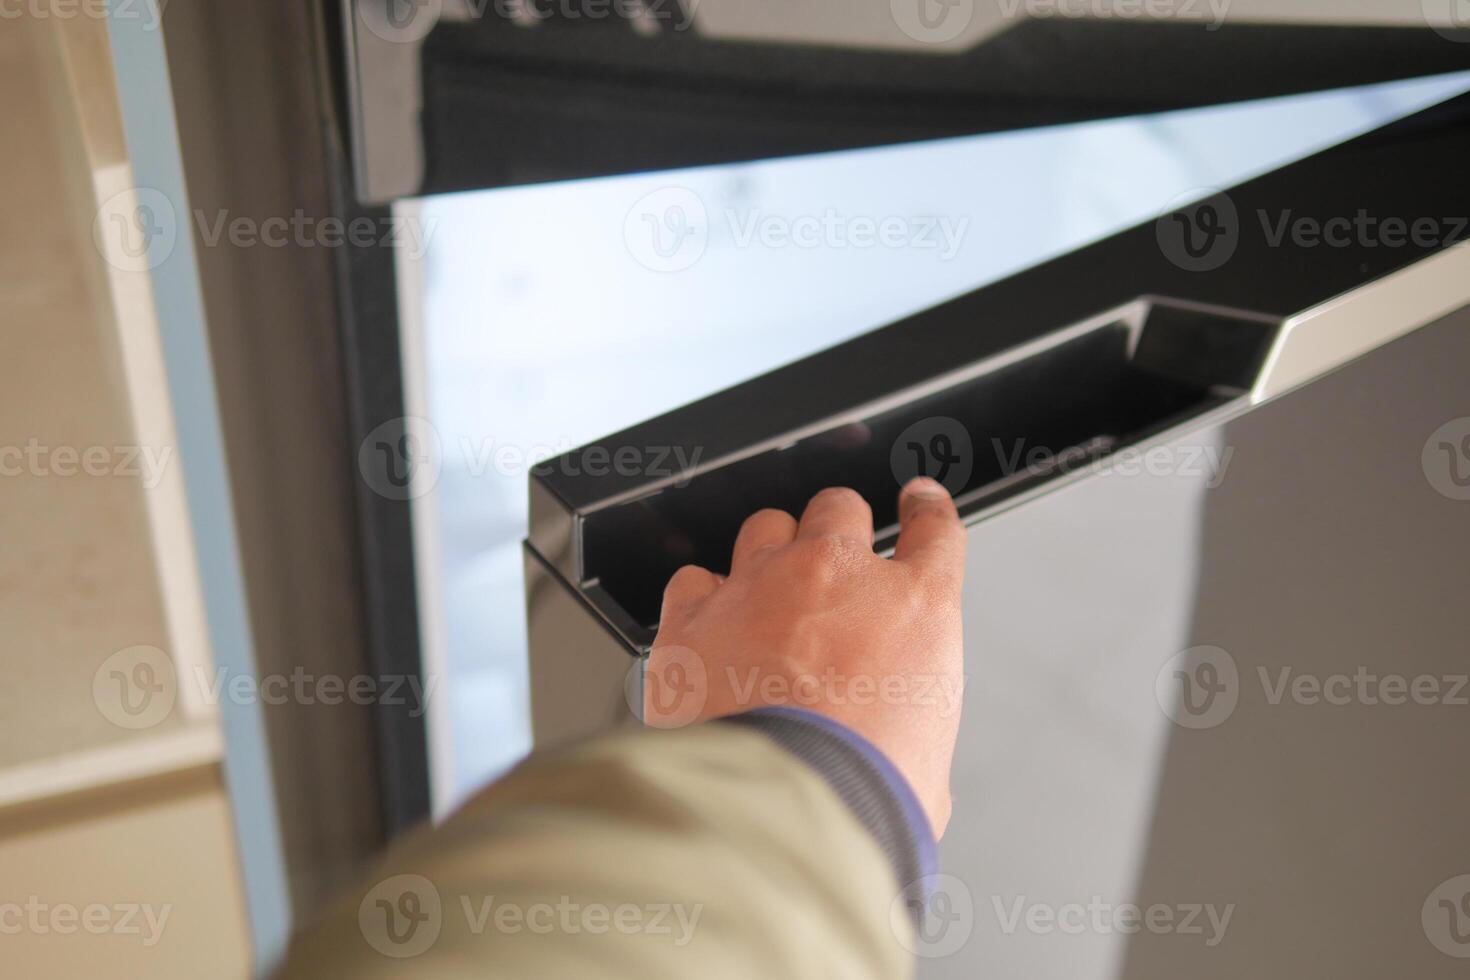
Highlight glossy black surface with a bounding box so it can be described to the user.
[582,302,1277,632]
[528,91,1470,652]
[531,93,1470,514]
[420,17,1470,194]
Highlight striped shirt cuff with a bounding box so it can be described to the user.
[719,707,938,921]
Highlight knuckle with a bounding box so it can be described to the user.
[893,579,942,623]
[666,564,711,594]
[812,486,868,512]
[907,503,958,528]
[909,508,964,542]
[913,560,964,602]
[784,536,847,581]
[743,507,794,534]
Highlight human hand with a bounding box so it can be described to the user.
[646,478,966,837]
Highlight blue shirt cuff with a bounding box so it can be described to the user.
[718,706,939,912]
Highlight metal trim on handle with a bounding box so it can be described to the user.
[1253,240,1470,403]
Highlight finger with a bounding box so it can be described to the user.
[893,477,965,581]
[658,564,721,626]
[796,486,874,546]
[731,508,798,575]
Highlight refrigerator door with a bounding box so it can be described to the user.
[523,89,1470,974]
[930,296,1470,978]
[341,0,1470,202]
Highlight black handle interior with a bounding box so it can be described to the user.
[580,300,1278,635]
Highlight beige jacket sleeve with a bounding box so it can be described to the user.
[275,723,916,979]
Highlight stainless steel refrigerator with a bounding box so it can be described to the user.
[336,5,1470,973]
[520,94,1470,977]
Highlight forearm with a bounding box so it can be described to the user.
[276,719,922,979]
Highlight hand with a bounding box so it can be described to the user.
[646,478,967,837]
